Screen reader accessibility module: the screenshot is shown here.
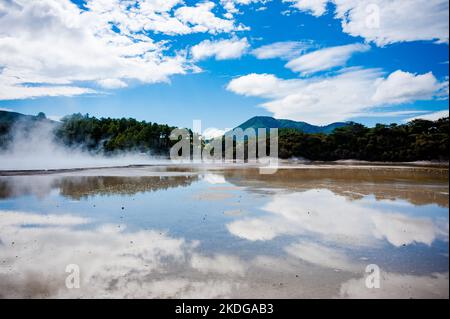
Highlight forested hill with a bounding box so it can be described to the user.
[0,110,54,127]
[236,116,349,134]
[0,111,176,154]
[55,113,177,154]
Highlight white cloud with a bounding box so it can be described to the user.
[405,110,449,122]
[373,70,447,104]
[175,1,246,34]
[227,73,289,98]
[288,0,449,46]
[0,82,97,100]
[227,69,447,124]
[285,43,370,74]
[353,110,428,118]
[221,0,271,16]
[283,0,329,17]
[252,41,312,60]
[0,0,249,100]
[97,78,128,89]
[202,127,227,139]
[191,37,250,61]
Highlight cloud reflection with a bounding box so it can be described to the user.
[339,272,449,299]
[285,242,362,272]
[0,210,242,298]
[227,190,448,247]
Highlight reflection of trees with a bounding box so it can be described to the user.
[59,176,198,199]
[221,167,449,208]
[0,175,199,200]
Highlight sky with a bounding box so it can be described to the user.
[0,0,448,133]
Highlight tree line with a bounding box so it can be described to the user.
[2,111,448,162]
[55,113,178,154]
[276,117,449,161]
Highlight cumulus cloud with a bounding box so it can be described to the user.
[285,43,370,74]
[252,41,312,60]
[373,70,447,104]
[227,69,447,124]
[191,37,250,61]
[202,127,228,139]
[97,78,128,89]
[405,110,449,122]
[283,0,329,17]
[287,0,449,46]
[175,1,247,34]
[221,0,271,16]
[0,0,249,100]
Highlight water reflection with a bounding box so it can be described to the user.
[0,175,199,200]
[0,166,448,298]
[222,168,449,207]
[226,189,448,247]
[0,211,240,298]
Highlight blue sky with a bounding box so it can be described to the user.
[0,0,448,131]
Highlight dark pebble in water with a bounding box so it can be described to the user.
[121,207,125,210]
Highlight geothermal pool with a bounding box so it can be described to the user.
[0,165,448,298]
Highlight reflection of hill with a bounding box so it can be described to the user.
[221,168,449,208]
[0,175,199,200]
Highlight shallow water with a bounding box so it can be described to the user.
[0,165,448,298]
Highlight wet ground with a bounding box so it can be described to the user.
[0,164,448,298]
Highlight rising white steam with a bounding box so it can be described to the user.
[0,120,165,171]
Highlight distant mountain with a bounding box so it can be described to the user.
[0,110,54,126]
[234,116,350,134]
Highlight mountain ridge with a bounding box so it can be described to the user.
[235,116,351,134]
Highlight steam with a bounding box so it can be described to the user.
[0,120,166,171]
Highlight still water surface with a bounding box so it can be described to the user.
[0,165,448,298]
